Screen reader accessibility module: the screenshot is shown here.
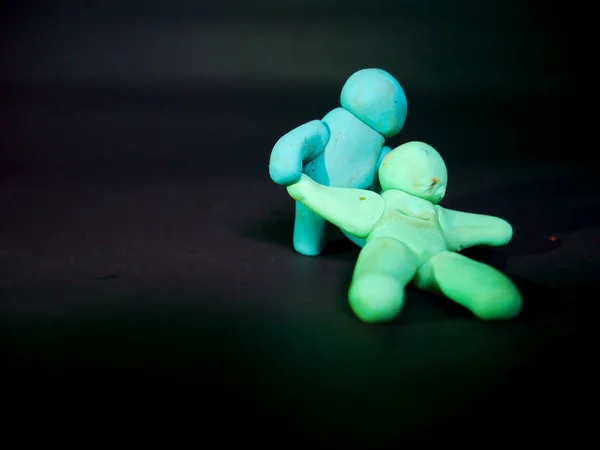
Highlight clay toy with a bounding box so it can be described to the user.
[286,141,523,323]
[269,68,407,255]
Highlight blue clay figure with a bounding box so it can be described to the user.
[286,141,523,323]
[269,68,407,256]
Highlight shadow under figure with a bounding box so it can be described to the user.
[286,141,522,323]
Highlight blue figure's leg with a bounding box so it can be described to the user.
[293,201,327,256]
[348,237,419,323]
[414,252,522,321]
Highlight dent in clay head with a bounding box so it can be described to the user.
[340,68,407,138]
[379,141,447,203]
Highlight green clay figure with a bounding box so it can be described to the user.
[287,141,522,323]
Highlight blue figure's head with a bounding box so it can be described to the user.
[340,68,407,138]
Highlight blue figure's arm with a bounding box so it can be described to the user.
[368,145,392,193]
[436,206,513,252]
[269,120,330,186]
[287,174,385,238]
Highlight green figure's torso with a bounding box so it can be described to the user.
[368,189,448,264]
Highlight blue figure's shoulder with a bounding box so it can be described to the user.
[303,107,384,188]
[321,108,382,143]
[321,107,356,125]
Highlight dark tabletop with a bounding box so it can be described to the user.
[1,83,591,443]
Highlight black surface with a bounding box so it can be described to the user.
[1,85,590,441]
[0,0,588,444]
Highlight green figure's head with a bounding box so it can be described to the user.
[379,141,447,203]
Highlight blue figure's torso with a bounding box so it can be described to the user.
[303,108,385,189]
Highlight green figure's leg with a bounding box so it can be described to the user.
[348,237,419,323]
[414,252,522,321]
[293,201,326,256]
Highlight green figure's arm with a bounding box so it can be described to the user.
[287,174,385,238]
[436,206,513,252]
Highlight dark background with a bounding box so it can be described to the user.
[0,0,590,444]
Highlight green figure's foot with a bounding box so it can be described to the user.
[415,252,522,321]
[348,236,418,323]
[349,274,405,323]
